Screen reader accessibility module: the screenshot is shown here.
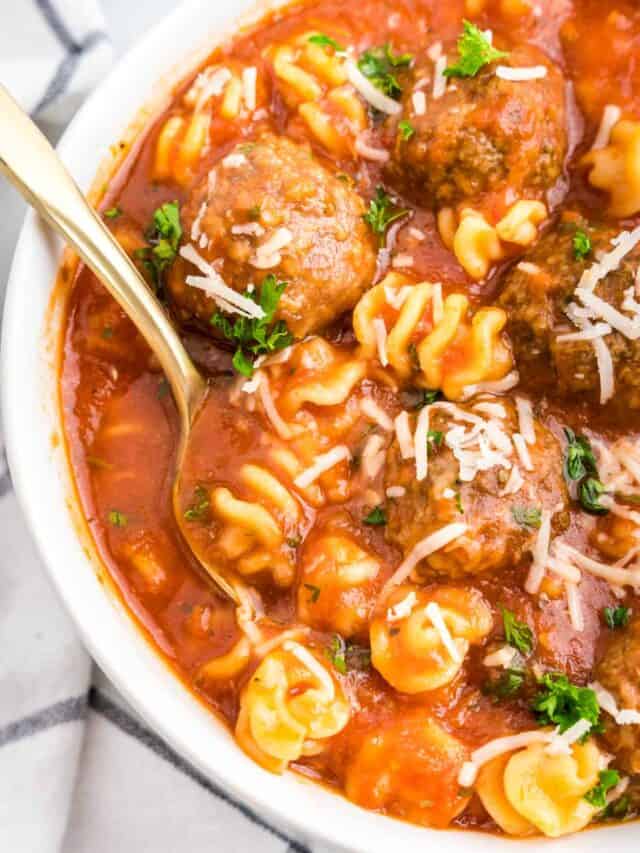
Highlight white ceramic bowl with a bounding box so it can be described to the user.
[2,1,638,850]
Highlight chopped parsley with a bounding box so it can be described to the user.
[482,668,525,701]
[601,793,632,821]
[585,770,621,809]
[136,201,182,293]
[108,510,128,528]
[326,634,347,674]
[104,206,122,219]
[415,389,442,408]
[511,505,542,530]
[304,583,321,604]
[183,486,210,521]
[501,607,534,655]
[580,477,609,515]
[427,429,443,455]
[357,43,413,100]
[363,186,409,246]
[444,20,508,79]
[398,119,415,141]
[455,489,464,514]
[573,229,592,261]
[563,428,609,516]
[532,673,602,735]
[363,506,387,526]
[564,429,597,482]
[603,605,631,630]
[211,274,293,377]
[308,33,344,52]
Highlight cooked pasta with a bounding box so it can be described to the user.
[582,119,640,217]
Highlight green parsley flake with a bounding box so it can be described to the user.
[398,119,415,141]
[183,486,210,521]
[501,606,534,655]
[415,389,442,408]
[363,506,387,526]
[137,201,182,293]
[603,605,631,630]
[564,428,598,482]
[511,505,542,530]
[443,20,508,79]
[357,43,413,100]
[211,274,293,377]
[532,673,602,735]
[108,510,128,528]
[482,668,525,701]
[455,490,464,514]
[104,206,122,219]
[363,186,409,246]
[573,229,592,260]
[308,33,344,52]
[304,583,321,603]
[585,770,621,809]
[580,477,609,515]
[326,634,347,674]
[427,429,443,455]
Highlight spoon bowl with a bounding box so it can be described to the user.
[0,83,238,603]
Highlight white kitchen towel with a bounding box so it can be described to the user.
[0,3,324,852]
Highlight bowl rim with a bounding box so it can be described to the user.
[1,1,638,850]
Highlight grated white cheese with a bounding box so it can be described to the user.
[412,89,427,115]
[458,730,554,787]
[392,253,414,269]
[414,405,430,482]
[294,445,351,489]
[432,53,448,99]
[574,288,640,340]
[546,556,581,583]
[385,284,414,310]
[194,67,232,111]
[409,226,426,242]
[590,682,640,726]
[252,227,293,270]
[231,222,265,237]
[345,60,402,115]
[496,65,548,81]
[394,411,415,459]
[499,465,524,496]
[258,375,292,439]
[576,226,640,294]
[427,41,442,62]
[442,488,456,499]
[525,509,552,594]
[512,433,533,471]
[515,397,536,445]
[592,104,622,151]
[382,523,468,594]
[517,261,544,276]
[545,719,591,755]
[360,397,393,431]
[361,434,387,480]
[554,541,640,587]
[373,317,389,366]
[181,245,265,319]
[354,134,391,163]
[222,152,248,168]
[386,485,406,498]
[461,370,520,399]
[387,591,417,622]
[474,401,507,419]
[242,66,257,111]
[483,645,517,669]
[425,601,462,663]
[555,322,612,342]
[283,642,335,699]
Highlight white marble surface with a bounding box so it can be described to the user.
[0,0,177,312]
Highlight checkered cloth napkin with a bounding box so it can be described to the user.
[0,3,332,851]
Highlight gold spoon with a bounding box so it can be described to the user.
[0,84,238,603]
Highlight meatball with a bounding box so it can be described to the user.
[168,134,377,338]
[498,218,640,407]
[384,399,568,577]
[387,45,566,208]
[595,615,640,774]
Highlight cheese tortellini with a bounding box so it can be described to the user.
[477,739,603,838]
[267,32,367,156]
[370,586,493,693]
[211,462,302,587]
[235,642,350,773]
[297,534,380,637]
[353,273,513,400]
[582,120,640,217]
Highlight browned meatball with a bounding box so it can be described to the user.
[168,134,377,338]
[595,615,640,774]
[384,399,568,578]
[387,45,566,208]
[498,218,640,407]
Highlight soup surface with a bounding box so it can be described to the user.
[61,0,640,836]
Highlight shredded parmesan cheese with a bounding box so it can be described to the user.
[512,433,533,471]
[382,523,468,594]
[565,582,585,632]
[412,89,427,115]
[432,53,448,99]
[373,317,389,366]
[392,253,414,269]
[458,730,554,787]
[181,245,265,319]
[222,152,247,169]
[345,60,402,115]
[252,227,293,269]
[361,434,387,480]
[242,66,257,111]
[590,682,640,726]
[294,445,351,489]
[258,375,292,439]
[545,719,592,755]
[499,465,524,496]
[354,134,390,162]
[425,601,462,663]
[360,397,393,431]
[495,65,548,81]
[394,411,414,459]
[387,591,417,622]
[283,642,335,699]
[483,646,517,668]
[386,485,406,498]
[592,104,622,151]
[515,397,536,445]
[414,405,430,482]
[525,509,552,594]
[461,370,520,399]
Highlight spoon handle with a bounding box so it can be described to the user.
[0,83,205,427]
